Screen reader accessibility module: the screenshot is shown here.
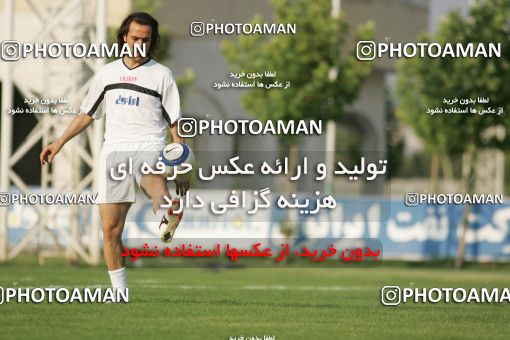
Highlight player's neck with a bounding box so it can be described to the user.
[122,56,150,70]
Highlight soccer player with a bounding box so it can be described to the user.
[39,12,188,296]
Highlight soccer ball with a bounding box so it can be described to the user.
[159,143,195,180]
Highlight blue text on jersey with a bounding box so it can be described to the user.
[115,94,140,106]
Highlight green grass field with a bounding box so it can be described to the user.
[1,260,510,339]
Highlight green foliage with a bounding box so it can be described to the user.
[396,0,510,156]
[221,0,374,143]
[133,0,161,12]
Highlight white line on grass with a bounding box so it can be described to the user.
[133,284,372,291]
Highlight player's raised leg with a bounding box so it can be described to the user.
[140,173,182,243]
[141,173,170,214]
[99,202,131,294]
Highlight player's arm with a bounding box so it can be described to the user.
[39,113,94,165]
[169,121,184,144]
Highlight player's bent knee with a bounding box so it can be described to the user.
[102,221,123,241]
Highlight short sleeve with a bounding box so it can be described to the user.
[161,76,181,125]
[80,72,105,120]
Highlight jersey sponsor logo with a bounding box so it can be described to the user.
[119,76,137,83]
[115,94,140,106]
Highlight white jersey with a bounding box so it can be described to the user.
[80,58,181,145]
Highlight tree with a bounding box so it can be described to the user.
[396,0,510,268]
[221,0,374,236]
[222,0,373,187]
[223,0,373,132]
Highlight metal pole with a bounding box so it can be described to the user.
[89,0,107,266]
[0,0,15,262]
[324,0,340,195]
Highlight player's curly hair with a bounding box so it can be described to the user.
[117,12,160,58]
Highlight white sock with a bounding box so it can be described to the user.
[108,267,127,293]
